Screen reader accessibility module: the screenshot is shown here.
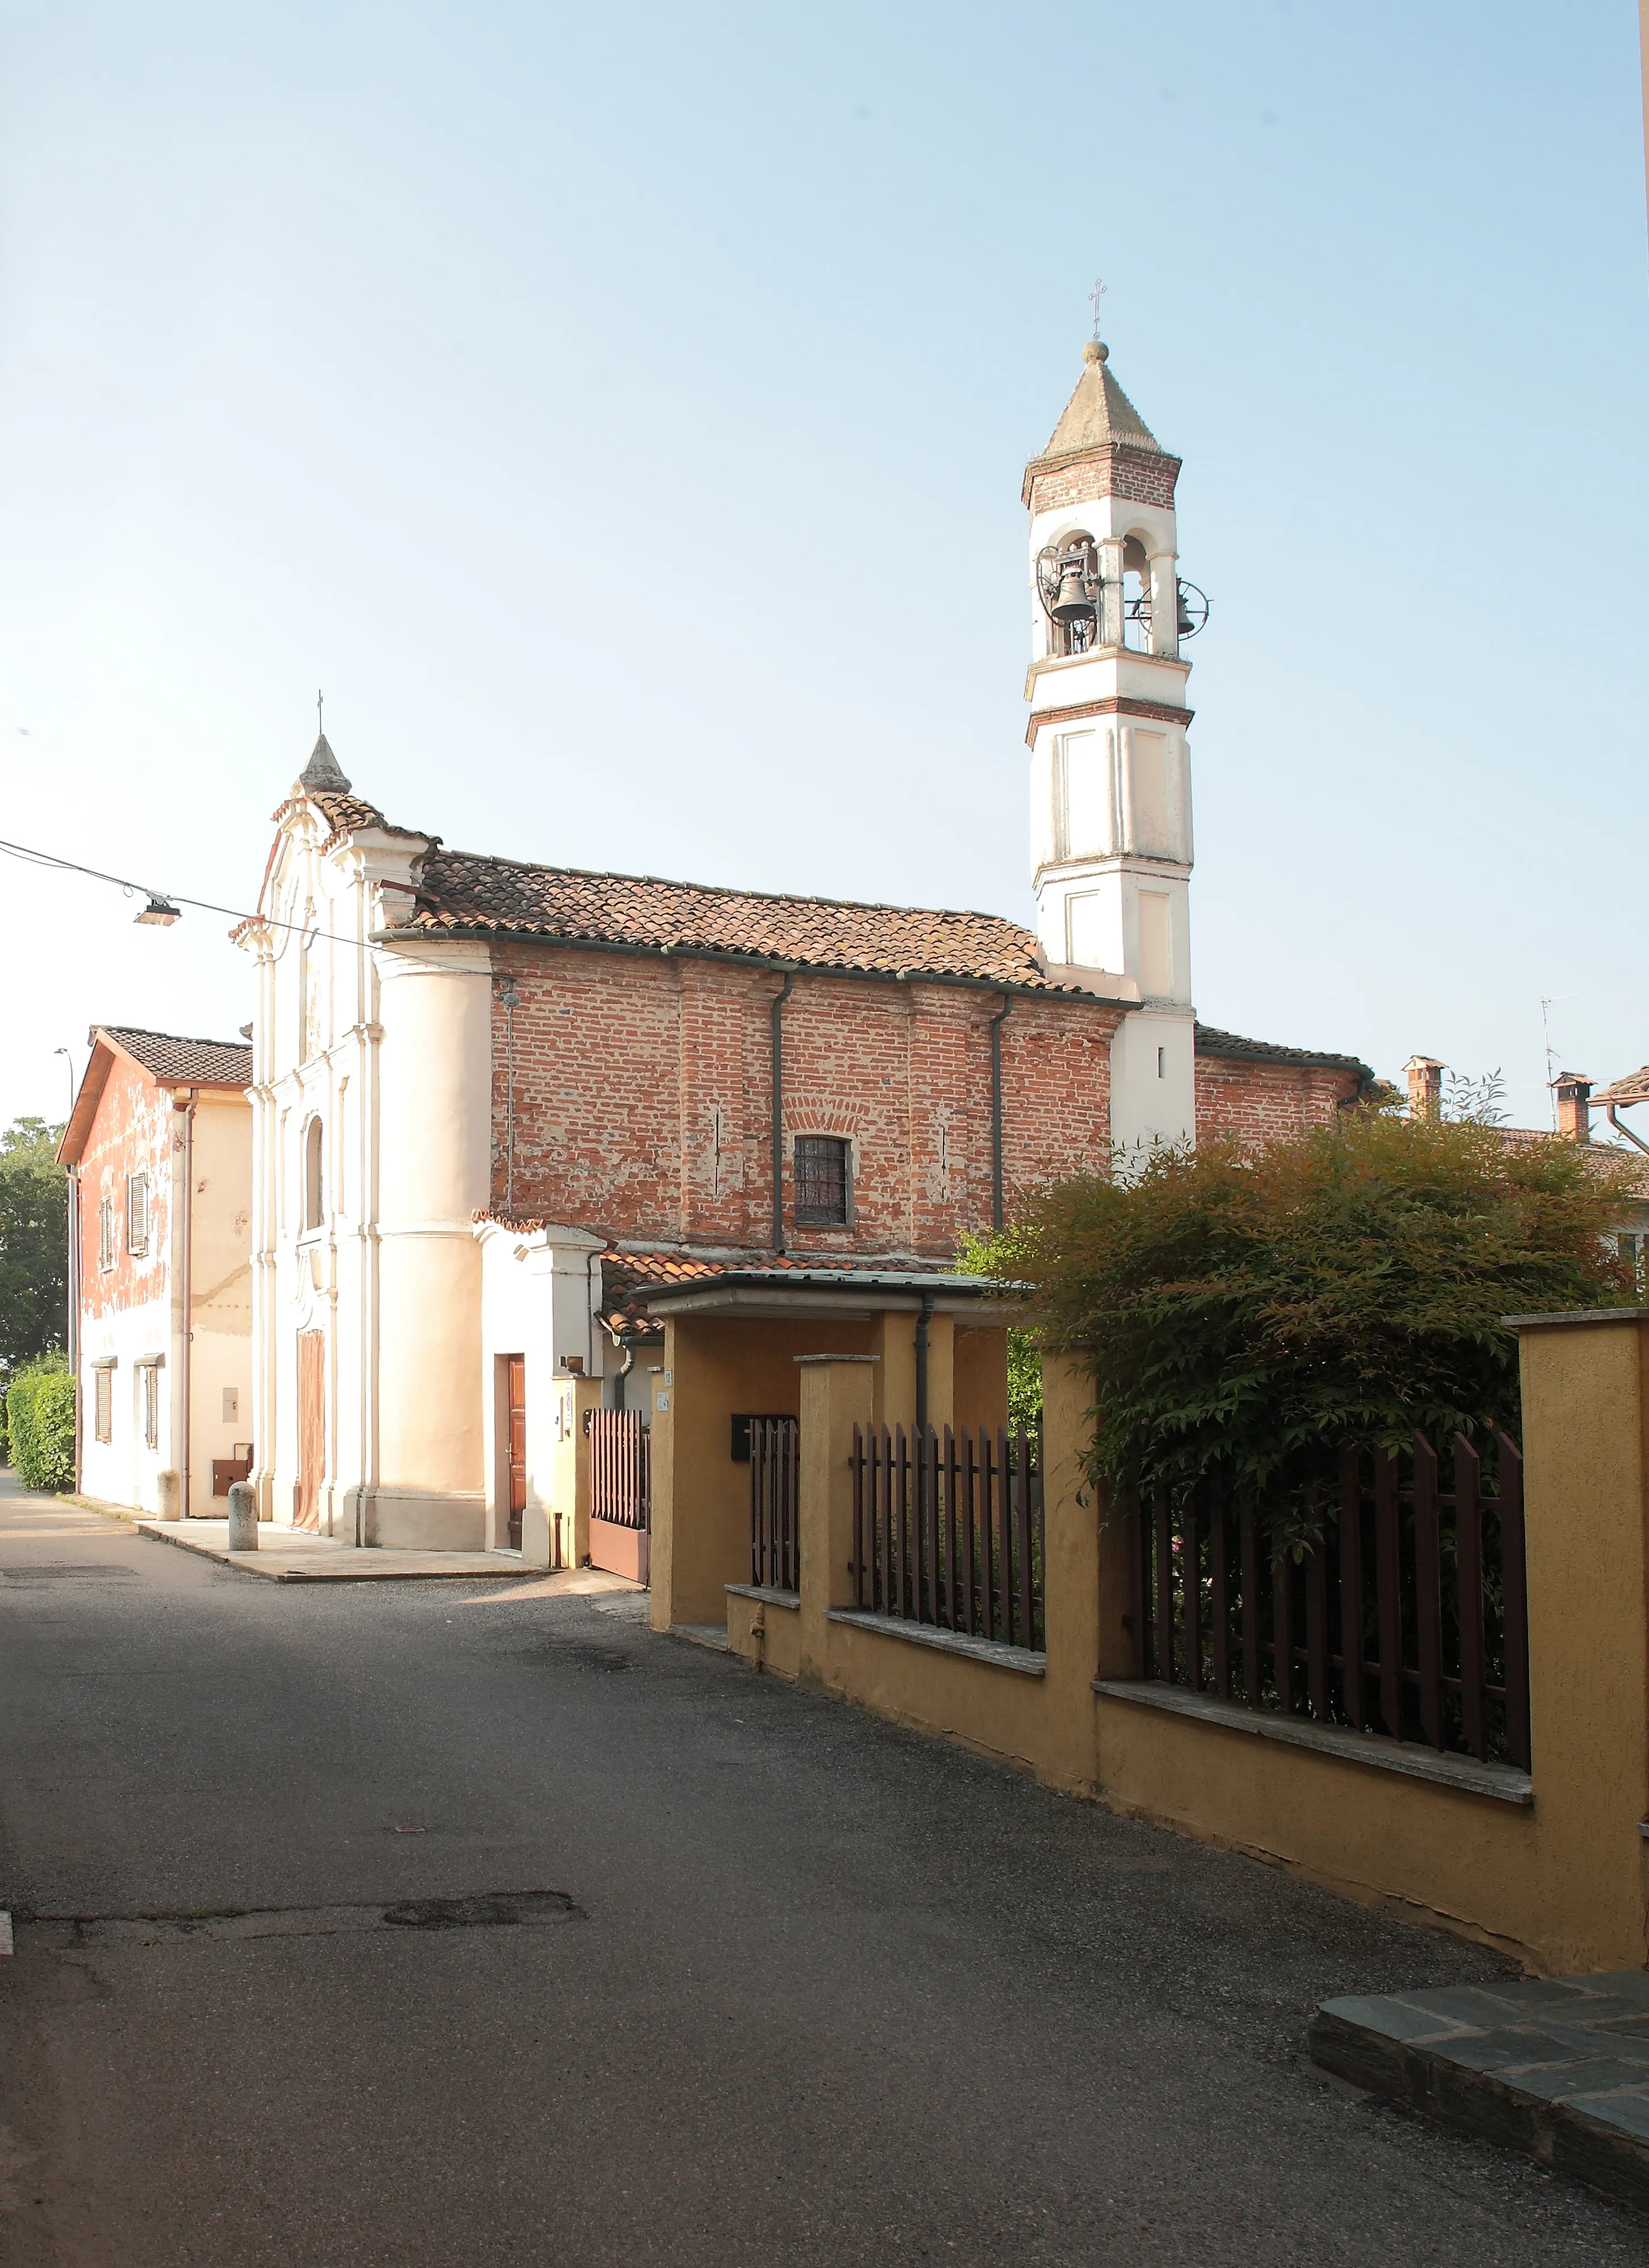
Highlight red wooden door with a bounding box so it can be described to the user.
[296,1331,325,1534]
[506,1357,526,1551]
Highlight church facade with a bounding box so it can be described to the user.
[235,342,1369,1554]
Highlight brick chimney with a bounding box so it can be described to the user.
[1403,1056,1444,1120]
[1552,1071,1593,1142]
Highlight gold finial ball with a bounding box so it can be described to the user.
[1084,339,1108,364]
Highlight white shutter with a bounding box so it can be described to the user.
[127,1174,150,1255]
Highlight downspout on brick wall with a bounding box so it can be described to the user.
[770,969,795,1255]
[990,993,1014,1231]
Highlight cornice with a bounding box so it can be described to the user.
[1025,696,1195,747]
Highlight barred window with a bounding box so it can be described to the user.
[794,1136,850,1227]
[127,1173,151,1256]
[94,1365,113,1444]
[98,1195,116,1272]
[141,1361,159,1451]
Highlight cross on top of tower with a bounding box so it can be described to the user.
[1089,276,1107,339]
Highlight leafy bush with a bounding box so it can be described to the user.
[977,1108,1639,1511]
[7,1354,76,1492]
[1006,1329,1042,1433]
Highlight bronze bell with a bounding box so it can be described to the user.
[1050,560,1096,626]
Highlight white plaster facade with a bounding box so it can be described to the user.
[1024,341,1199,1155]
[237,753,614,1556]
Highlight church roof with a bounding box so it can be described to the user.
[394,850,1081,992]
[1195,1023,1373,1085]
[1032,342,1168,467]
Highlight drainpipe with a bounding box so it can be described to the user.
[1606,1104,1649,1158]
[500,983,520,1213]
[989,993,1014,1231]
[914,1289,934,1436]
[67,1165,82,1492]
[771,969,795,1255]
[176,1089,197,1518]
[614,1342,635,1413]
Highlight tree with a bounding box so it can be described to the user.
[976,1107,1639,1515]
[0,1118,68,1381]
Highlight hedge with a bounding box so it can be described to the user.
[7,1356,76,1492]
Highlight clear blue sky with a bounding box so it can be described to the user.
[2,0,1644,1133]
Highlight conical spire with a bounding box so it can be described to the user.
[1035,340,1165,464]
[298,732,351,795]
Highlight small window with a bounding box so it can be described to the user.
[127,1173,151,1256]
[304,1118,324,1231]
[141,1362,159,1452]
[98,1195,116,1272]
[94,1365,113,1443]
[794,1136,850,1227]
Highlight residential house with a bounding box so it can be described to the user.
[58,1028,254,1517]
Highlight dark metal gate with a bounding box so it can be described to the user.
[749,1418,800,1592]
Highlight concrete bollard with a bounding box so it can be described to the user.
[226,1480,259,1552]
[156,1469,182,1522]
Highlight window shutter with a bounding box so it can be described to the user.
[128,1174,150,1255]
[99,1197,115,1270]
[95,1367,111,1443]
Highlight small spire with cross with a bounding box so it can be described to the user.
[1089,276,1107,340]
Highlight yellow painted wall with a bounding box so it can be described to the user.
[712,1326,1649,1974]
[726,1588,802,1678]
[649,1315,874,1632]
[953,1325,1008,1432]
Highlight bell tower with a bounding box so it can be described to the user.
[1023,334,1202,1154]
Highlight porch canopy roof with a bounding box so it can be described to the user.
[637,1265,1026,1326]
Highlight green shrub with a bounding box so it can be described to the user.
[976,1108,1639,1519]
[1006,1329,1042,1433]
[7,1355,75,1493]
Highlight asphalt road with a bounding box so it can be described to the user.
[1,1472,1645,2267]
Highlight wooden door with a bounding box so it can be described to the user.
[506,1357,526,1551]
[296,1331,325,1534]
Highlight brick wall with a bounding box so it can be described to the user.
[1027,446,1181,516]
[1195,1051,1362,1146]
[489,948,1124,1257]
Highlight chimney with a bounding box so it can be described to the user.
[1403,1056,1444,1120]
[1552,1071,1593,1142]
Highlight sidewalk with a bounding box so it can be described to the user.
[67,1496,645,1590]
[1311,1971,1649,2210]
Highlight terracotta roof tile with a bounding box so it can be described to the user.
[270,788,434,857]
[100,1027,252,1086]
[400,851,1065,990]
[1195,1023,1372,1083]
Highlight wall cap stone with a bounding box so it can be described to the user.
[1502,1307,1649,1329]
[795,1353,880,1364]
[826,1607,1046,1676]
[1093,1679,1534,1805]
[726,1582,800,1610]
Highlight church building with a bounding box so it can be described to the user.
[234,339,1369,1557]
